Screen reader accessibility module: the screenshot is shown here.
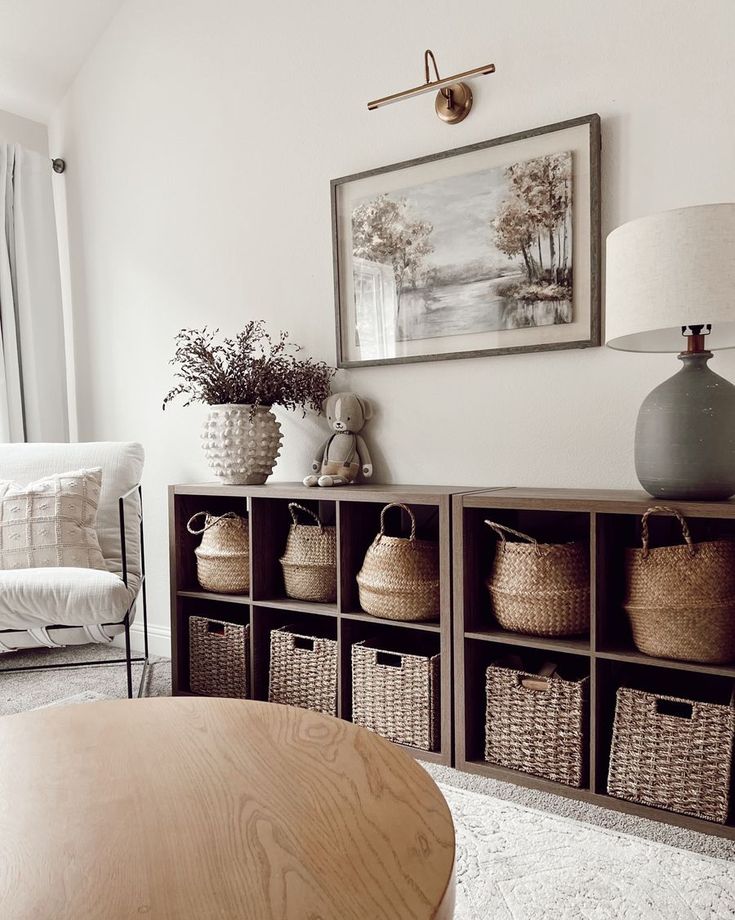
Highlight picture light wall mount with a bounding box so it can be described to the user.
[367,49,495,125]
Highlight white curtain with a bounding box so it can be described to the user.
[0,144,68,443]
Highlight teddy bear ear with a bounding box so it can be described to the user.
[322,395,332,414]
[358,396,373,420]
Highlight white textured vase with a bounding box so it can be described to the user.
[201,404,282,485]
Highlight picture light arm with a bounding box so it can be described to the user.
[367,48,496,124]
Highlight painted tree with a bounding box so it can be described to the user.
[506,154,571,282]
[493,198,536,282]
[352,195,434,302]
[537,153,570,279]
[555,154,572,274]
[494,153,572,285]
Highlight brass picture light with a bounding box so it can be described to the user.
[367,49,495,124]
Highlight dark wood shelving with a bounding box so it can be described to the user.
[253,597,339,617]
[464,487,735,518]
[174,481,472,502]
[170,482,457,765]
[463,757,735,839]
[177,589,249,605]
[463,759,594,798]
[395,746,446,765]
[594,792,735,840]
[465,627,590,656]
[172,483,735,837]
[454,489,735,840]
[596,645,735,679]
[341,611,441,632]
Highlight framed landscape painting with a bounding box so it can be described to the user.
[332,114,601,367]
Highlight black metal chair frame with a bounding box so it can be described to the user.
[0,485,150,699]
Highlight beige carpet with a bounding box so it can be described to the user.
[0,643,169,713]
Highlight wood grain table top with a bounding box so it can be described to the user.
[0,697,456,919]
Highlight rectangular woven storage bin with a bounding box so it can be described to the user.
[268,627,338,716]
[189,616,250,698]
[608,687,735,823]
[351,641,440,751]
[485,664,588,787]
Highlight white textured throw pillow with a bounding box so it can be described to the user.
[0,468,107,571]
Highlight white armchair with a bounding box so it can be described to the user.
[0,442,149,697]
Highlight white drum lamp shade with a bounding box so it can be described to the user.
[606,203,735,352]
[605,202,735,500]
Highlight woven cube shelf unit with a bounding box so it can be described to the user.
[170,482,457,765]
[454,488,735,841]
[172,482,735,838]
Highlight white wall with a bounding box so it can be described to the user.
[49,0,735,647]
[0,107,47,152]
[0,0,125,123]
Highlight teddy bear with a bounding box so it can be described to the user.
[303,392,374,487]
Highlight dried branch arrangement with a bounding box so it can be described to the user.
[163,322,335,414]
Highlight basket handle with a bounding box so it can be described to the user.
[484,519,543,558]
[640,505,695,560]
[378,503,416,543]
[293,635,315,652]
[186,511,239,535]
[288,502,323,530]
[375,650,404,668]
[518,661,558,691]
[653,697,695,720]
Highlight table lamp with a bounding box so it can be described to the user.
[606,203,735,500]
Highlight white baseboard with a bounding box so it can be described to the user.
[112,622,171,658]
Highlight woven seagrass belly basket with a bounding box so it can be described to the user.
[623,505,735,664]
[484,520,589,637]
[356,503,440,622]
[279,503,337,603]
[186,510,249,594]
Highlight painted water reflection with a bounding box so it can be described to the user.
[396,274,572,342]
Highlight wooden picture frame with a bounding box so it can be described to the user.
[332,114,601,368]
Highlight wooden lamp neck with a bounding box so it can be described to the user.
[682,323,712,354]
[686,333,708,353]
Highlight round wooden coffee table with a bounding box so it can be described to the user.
[0,697,455,919]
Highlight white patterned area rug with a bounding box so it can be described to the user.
[440,783,735,919]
